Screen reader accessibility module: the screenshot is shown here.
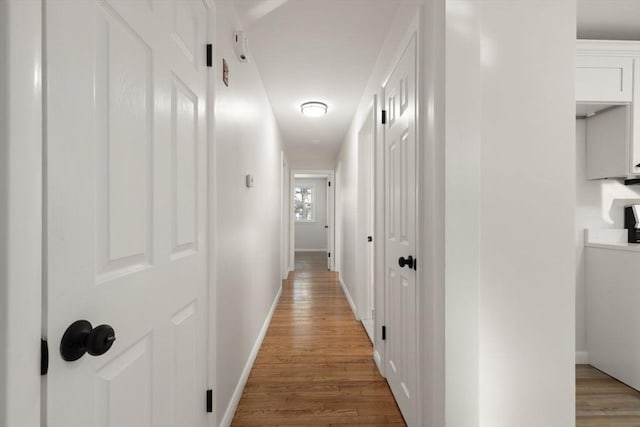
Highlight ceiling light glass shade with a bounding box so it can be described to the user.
[301,102,328,117]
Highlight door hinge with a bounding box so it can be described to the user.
[381,110,387,124]
[367,236,373,242]
[41,338,48,376]
[414,258,417,271]
[206,389,213,413]
[327,252,331,258]
[328,181,331,187]
[382,326,386,341]
[206,44,213,67]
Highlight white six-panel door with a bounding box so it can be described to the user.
[45,0,210,426]
[383,35,417,427]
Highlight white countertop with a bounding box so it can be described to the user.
[585,229,640,252]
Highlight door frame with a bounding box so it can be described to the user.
[375,26,422,381]
[205,0,217,421]
[289,169,335,271]
[380,33,419,425]
[334,162,343,275]
[0,1,43,425]
[280,153,290,280]
[356,100,376,331]
[372,9,444,425]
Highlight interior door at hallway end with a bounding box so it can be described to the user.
[45,1,210,426]
[383,34,418,427]
[327,175,334,271]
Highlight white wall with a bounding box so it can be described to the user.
[575,118,640,359]
[294,178,328,251]
[288,155,336,171]
[0,1,43,426]
[446,1,576,426]
[214,1,286,423]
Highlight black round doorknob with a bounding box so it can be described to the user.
[86,324,116,356]
[60,320,116,361]
[398,255,414,269]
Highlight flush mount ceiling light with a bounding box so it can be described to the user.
[300,102,328,117]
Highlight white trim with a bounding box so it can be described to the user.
[356,102,376,323]
[576,40,640,57]
[576,351,589,365]
[421,1,446,425]
[373,349,384,376]
[206,2,218,423]
[281,153,290,281]
[219,285,283,427]
[334,162,342,274]
[339,277,359,320]
[294,248,327,252]
[0,1,43,425]
[290,169,335,272]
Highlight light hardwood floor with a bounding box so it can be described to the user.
[578,364,640,426]
[232,251,406,426]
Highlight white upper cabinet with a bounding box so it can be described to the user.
[632,58,640,176]
[576,56,633,103]
[577,41,640,179]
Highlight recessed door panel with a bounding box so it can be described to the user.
[387,140,398,241]
[95,1,153,282]
[171,302,198,427]
[96,336,153,427]
[400,130,408,244]
[171,0,198,64]
[171,75,198,257]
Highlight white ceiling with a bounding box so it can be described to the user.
[227,0,640,166]
[231,0,400,166]
[578,0,640,40]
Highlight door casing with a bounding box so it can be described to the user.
[0,1,43,426]
[289,169,336,271]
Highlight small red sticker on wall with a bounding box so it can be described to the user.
[223,58,229,87]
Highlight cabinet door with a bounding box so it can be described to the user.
[631,58,640,176]
[576,56,633,103]
[587,248,640,391]
[586,105,630,179]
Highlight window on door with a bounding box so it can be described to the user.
[294,185,314,222]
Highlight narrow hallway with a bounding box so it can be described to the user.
[232,252,405,426]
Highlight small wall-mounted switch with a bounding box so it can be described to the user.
[246,174,254,188]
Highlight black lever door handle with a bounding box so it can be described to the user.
[398,255,414,269]
[60,320,116,361]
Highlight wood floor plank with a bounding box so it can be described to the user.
[577,364,640,426]
[232,252,406,426]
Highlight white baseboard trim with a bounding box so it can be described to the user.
[373,349,384,377]
[576,351,589,365]
[294,248,328,252]
[220,285,282,427]
[339,276,359,321]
